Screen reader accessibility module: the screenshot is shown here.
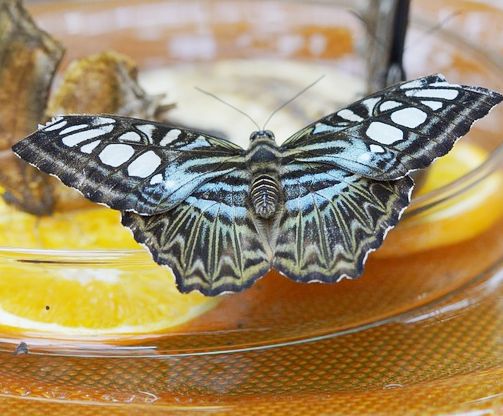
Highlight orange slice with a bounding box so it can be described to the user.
[0,202,219,338]
[0,264,219,338]
[376,142,503,257]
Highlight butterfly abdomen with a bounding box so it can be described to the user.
[246,131,282,219]
[250,174,280,219]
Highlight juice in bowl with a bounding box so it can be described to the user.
[0,0,502,414]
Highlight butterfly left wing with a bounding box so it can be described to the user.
[281,74,502,180]
[122,169,273,295]
[273,162,413,282]
[13,115,245,215]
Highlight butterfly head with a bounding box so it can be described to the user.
[249,130,275,142]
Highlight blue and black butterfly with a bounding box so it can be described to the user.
[12,74,502,295]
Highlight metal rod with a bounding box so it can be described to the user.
[365,0,427,189]
[365,0,410,93]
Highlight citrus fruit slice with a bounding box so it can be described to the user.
[0,201,219,338]
[0,264,219,338]
[0,201,138,249]
[376,142,503,257]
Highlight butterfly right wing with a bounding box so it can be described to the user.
[281,74,503,180]
[273,161,413,283]
[12,115,245,215]
[122,169,273,296]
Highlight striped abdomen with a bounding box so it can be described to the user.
[250,174,280,219]
[246,131,282,219]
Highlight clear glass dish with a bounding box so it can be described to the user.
[0,1,502,414]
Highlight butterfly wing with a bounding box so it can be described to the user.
[12,115,245,215]
[122,169,273,295]
[275,74,501,283]
[281,74,503,180]
[273,162,413,282]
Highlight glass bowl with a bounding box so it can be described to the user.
[0,0,502,414]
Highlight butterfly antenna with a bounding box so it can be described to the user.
[195,86,261,131]
[262,75,325,130]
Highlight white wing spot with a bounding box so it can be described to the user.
[99,144,135,167]
[380,101,402,111]
[337,109,363,122]
[391,107,428,128]
[44,119,67,131]
[136,124,156,142]
[92,117,116,125]
[127,151,162,178]
[62,125,114,147]
[80,140,101,154]
[362,97,380,112]
[421,100,443,110]
[366,122,403,144]
[150,174,163,185]
[357,153,372,163]
[400,79,424,89]
[60,124,88,135]
[313,123,340,134]
[119,131,142,142]
[370,144,385,153]
[430,81,459,88]
[159,129,181,146]
[405,88,459,100]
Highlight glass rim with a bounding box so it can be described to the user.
[0,255,499,358]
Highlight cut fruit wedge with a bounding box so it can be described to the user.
[376,142,503,257]
[0,263,219,338]
[0,202,138,249]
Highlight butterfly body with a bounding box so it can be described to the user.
[246,130,282,219]
[12,74,502,295]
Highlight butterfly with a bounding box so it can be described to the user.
[12,74,502,296]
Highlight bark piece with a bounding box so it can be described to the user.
[0,0,64,215]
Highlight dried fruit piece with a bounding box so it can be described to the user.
[47,51,170,119]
